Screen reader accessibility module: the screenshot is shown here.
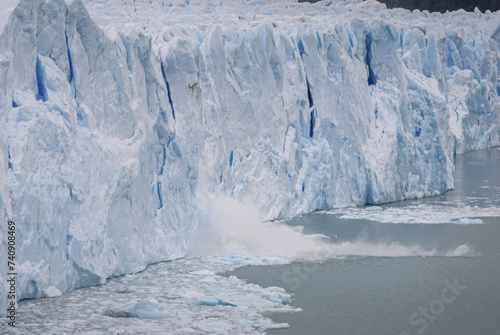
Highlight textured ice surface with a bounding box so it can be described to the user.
[1,0,500,313]
[0,0,18,32]
[121,300,165,320]
[325,204,500,224]
[204,251,291,266]
[13,257,295,334]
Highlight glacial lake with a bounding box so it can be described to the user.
[227,147,500,335]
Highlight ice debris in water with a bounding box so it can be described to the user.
[105,299,165,319]
[324,204,500,224]
[16,257,295,334]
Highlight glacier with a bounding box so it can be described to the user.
[1,0,500,315]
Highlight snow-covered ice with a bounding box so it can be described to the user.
[1,0,500,314]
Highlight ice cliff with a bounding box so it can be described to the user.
[1,0,499,312]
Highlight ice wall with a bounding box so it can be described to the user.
[1,0,499,312]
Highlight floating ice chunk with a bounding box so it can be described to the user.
[260,291,292,305]
[364,206,383,211]
[198,292,290,309]
[190,269,216,276]
[198,296,237,307]
[191,320,234,332]
[454,218,484,224]
[251,319,290,330]
[205,252,290,266]
[125,299,164,319]
[42,286,61,298]
[280,295,292,305]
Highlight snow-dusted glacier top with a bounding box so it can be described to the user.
[1,0,499,312]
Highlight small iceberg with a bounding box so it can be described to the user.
[105,299,164,320]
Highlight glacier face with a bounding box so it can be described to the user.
[1,0,499,312]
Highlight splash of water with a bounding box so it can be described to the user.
[187,196,322,258]
[187,196,474,259]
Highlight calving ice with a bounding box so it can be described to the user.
[0,0,499,315]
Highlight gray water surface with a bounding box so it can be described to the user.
[227,148,500,335]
